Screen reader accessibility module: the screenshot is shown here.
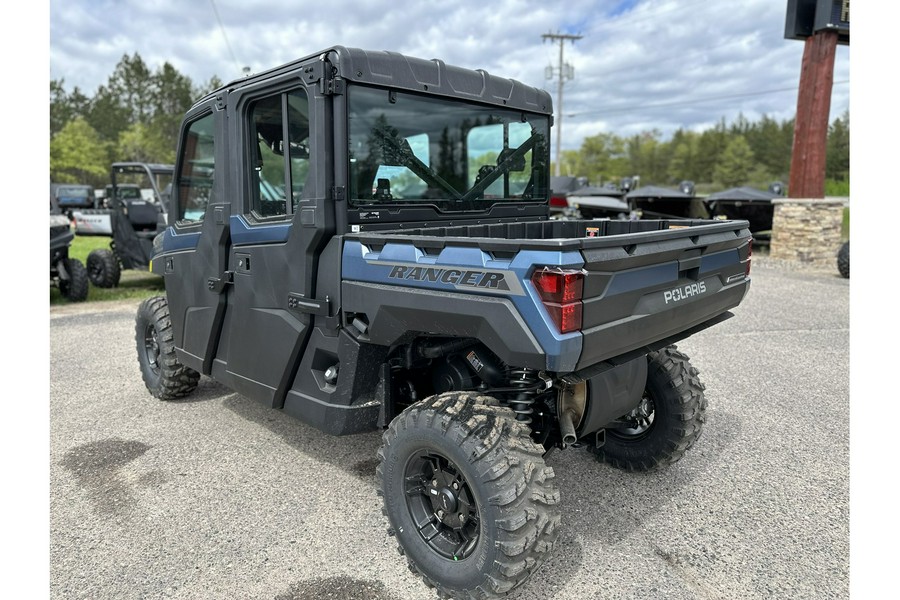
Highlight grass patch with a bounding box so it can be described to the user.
[69,235,113,263]
[50,233,165,306]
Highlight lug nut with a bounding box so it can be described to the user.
[432,480,438,487]
[458,514,465,522]
[437,510,444,518]
[452,482,459,490]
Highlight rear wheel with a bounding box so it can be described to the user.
[87,248,121,288]
[377,392,560,599]
[591,345,706,472]
[59,258,89,302]
[135,296,199,400]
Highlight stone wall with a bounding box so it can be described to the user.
[769,198,844,265]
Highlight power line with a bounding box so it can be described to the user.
[209,0,242,75]
[566,80,850,117]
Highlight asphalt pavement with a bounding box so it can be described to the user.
[48,256,849,600]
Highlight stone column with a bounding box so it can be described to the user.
[769,198,844,266]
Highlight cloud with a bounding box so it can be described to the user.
[49,0,850,153]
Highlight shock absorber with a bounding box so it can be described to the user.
[508,368,539,424]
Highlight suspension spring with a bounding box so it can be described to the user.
[508,368,539,424]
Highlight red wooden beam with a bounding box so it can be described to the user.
[788,29,839,198]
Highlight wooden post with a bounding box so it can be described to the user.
[788,29,839,198]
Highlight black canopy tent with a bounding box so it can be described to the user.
[566,186,629,219]
[705,186,781,242]
[626,185,695,219]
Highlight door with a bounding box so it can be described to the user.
[213,84,328,408]
[164,102,232,375]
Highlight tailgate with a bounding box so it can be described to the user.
[576,223,751,369]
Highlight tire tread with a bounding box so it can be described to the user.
[377,392,560,600]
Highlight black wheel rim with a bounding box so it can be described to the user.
[608,392,656,441]
[404,450,480,561]
[143,323,161,376]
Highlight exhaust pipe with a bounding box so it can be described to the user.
[559,409,577,447]
[557,381,587,448]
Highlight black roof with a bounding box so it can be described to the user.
[625,185,693,200]
[706,186,781,202]
[201,46,552,115]
[568,186,624,198]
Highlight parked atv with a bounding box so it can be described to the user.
[50,200,88,302]
[73,162,173,288]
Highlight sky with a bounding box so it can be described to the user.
[48,0,850,161]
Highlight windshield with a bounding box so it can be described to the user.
[113,167,174,203]
[58,187,91,198]
[348,86,549,212]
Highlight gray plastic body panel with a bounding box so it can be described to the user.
[342,281,547,370]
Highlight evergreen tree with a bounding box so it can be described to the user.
[50,118,111,186]
[713,136,756,187]
[826,110,850,182]
[668,132,700,182]
[695,118,729,183]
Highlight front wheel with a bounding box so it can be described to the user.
[135,296,199,400]
[59,258,89,302]
[591,345,707,472]
[377,392,560,599]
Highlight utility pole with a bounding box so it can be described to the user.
[542,32,582,177]
[788,28,838,198]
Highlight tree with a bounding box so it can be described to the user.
[117,122,173,163]
[668,132,700,182]
[713,136,756,188]
[194,75,224,99]
[744,115,793,182]
[150,62,196,159]
[50,79,90,139]
[826,110,849,182]
[694,118,729,183]
[566,132,628,183]
[111,53,155,125]
[51,56,223,167]
[50,118,111,186]
[86,83,131,143]
[625,130,668,184]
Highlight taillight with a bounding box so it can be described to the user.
[532,268,585,333]
[549,195,568,208]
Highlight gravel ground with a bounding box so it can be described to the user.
[46,259,850,600]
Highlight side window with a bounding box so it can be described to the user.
[177,112,215,223]
[247,88,311,219]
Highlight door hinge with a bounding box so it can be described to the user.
[207,271,233,293]
[325,77,345,95]
[302,60,344,95]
